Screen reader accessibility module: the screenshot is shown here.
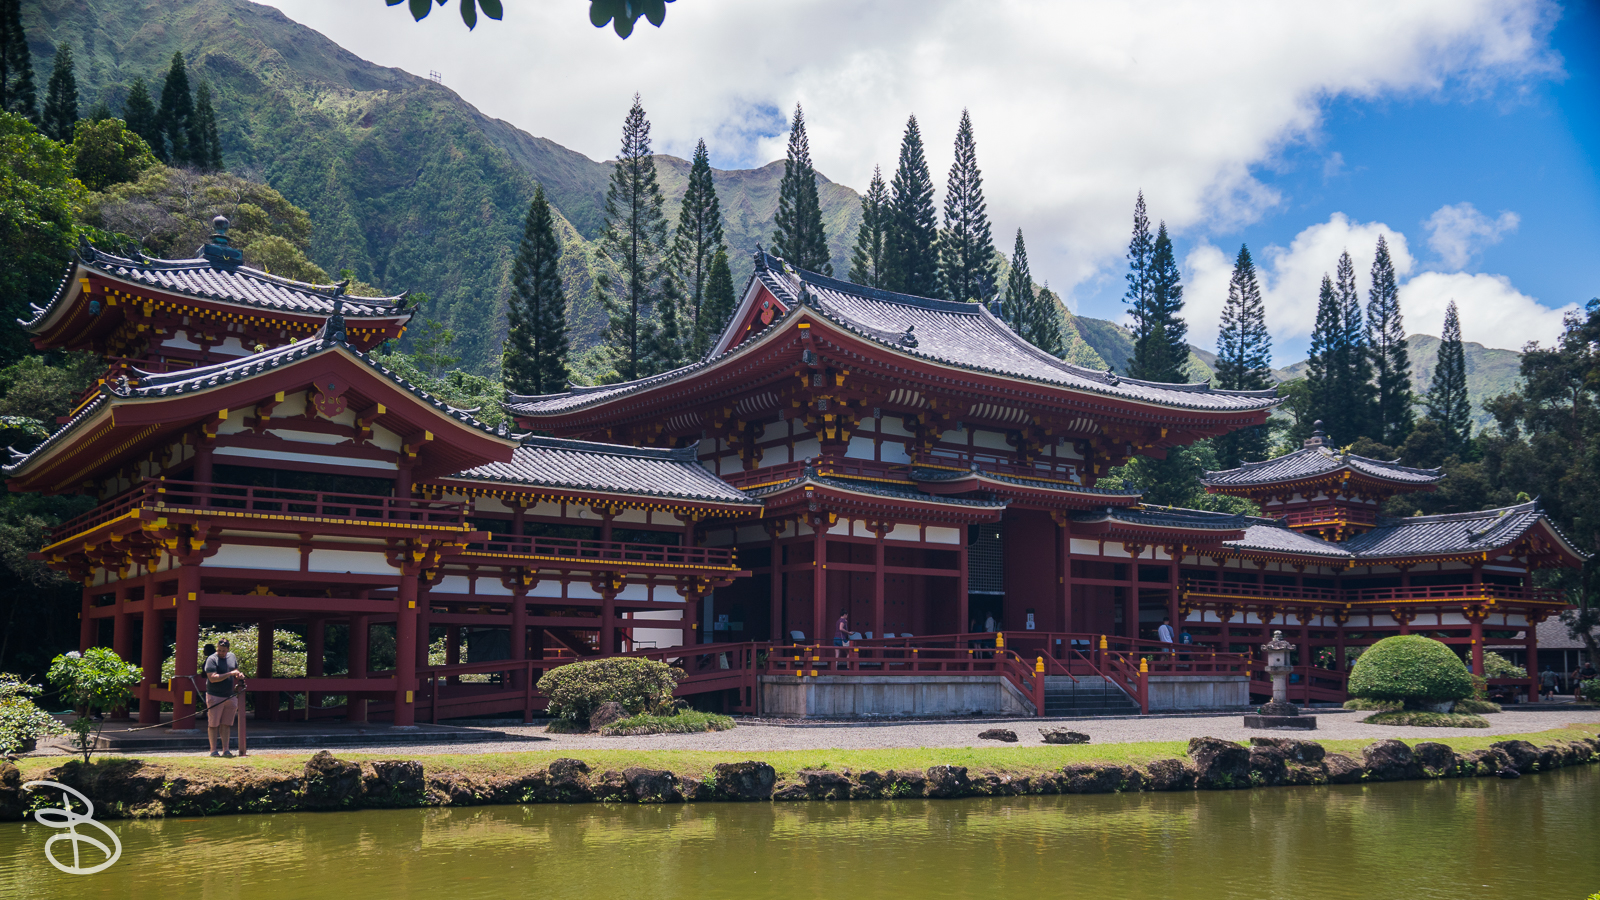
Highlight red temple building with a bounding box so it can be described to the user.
[14,233,1586,725]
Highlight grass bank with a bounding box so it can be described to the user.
[14,724,1599,782]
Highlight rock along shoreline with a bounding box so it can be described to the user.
[3,734,1596,820]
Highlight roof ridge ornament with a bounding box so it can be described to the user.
[1303,420,1330,448]
[200,215,244,270]
[322,295,347,343]
[1104,367,1119,386]
[900,324,918,348]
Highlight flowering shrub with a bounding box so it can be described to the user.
[47,648,142,763]
[0,673,63,755]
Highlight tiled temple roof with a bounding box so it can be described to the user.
[22,242,409,331]
[1201,445,1443,489]
[1342,502,1574,559]
[4,320,498,475]
[508,251,1280,417]
[449,437,759,506]
[1073,505,1254,532]
[909,466,1144,499]
[744,471,1009,510]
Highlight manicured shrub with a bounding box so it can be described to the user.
[1342,697,1400,712]
[536,657,681,726]
[1347,636,1473,706]
[1360,710,1489,728]
[600,709,735,737]
[1451,697,1501,714]
[0,673,64,754]
[1480,651,1523,680]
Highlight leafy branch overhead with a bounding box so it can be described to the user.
[385,0,677,37]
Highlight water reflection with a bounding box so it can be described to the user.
[1,767,1593,900]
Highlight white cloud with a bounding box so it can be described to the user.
[257,0,1560,305]
[1424,202,1521,268]
[1185,213,1571,362]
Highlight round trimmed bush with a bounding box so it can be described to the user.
[1347,636,1473,705]
[536,657,681,725]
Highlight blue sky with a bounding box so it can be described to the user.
[266,0,1594,363]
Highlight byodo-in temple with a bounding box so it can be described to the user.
[12,226,1587,726]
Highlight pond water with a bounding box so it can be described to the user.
[2,766,1596,900]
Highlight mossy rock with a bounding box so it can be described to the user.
[1348,636,1473,704]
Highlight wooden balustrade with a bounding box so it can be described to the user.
[54,478,467,540]
[1180,579,1555,605]
[1279,506,1378,527]
[466,533,737,570]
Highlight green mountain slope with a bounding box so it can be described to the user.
[1277,335,1520,427]
[23,0,862,373]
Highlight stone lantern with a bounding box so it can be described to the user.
[1243,630,1317,730]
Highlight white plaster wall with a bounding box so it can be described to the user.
[309,549,395,575]
[926,526,961,545]
[207,544,301,571]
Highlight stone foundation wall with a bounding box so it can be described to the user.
[1147,675,1250,710]
[759,674,1035,718]
[2,734,1594,821]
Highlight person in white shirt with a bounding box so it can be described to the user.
[1157,616,1176,645]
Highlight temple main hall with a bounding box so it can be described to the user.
[12,229,1584,722]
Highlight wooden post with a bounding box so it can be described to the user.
[111,586,132,718]
[306,617,325,718]
[871,523,886,639]
[173,566,201,731]
[510,590,528,692]
[1167,552,1181,639]
[257,621,276,722]
[78,588,94,652]
[600,586,617,655]
[1469,615,1484,676]
[348,615,370,723]
[769,524,784,642]
[1058,520,1072,635]
[957,529,970,637]
[138,602,163,725]
[394,575,418,727]
[1524,619,1539,704]
[1123,553,1138,640]
[812,522,827,645]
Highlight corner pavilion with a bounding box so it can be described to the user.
[13,231,1585,722]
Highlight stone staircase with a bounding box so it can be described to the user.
[1041,675,1142,717]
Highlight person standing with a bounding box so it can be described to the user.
[204,639,243,757]
[1158,616,1176,645]
[834,611,850,647]
[1539,665,1558,700]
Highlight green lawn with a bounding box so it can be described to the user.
[15,724,1598,782]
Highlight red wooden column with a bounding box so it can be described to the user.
[394,573,419,727]
[510,589,528,691]
[957,529,970,637]
[1057,517,1072,635]
[811,520,827,645]
[600,585,618,655]
[1167,550,1181,638]
[678,582,699,648]
[1122,549,1139,640]
[768,523,784,642]
[871,522,886,639]
[138,591,163,724]
[348,614,370,723]
[111,585,132,718]
[1524,616,1540,703]
[257,621,277,722]
[78,587,94,652]
[306,617,325,716]
[172,565,201,731]
[1468,612,1485,676]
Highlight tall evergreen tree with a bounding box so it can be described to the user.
[643,281,689,374]
[700,247,736,353]
[41,43,77,142]
[882,115,939,297]
[1424,299,1471,454]
[157,51,194,166]
[190,80,223,171]
[1336,249,1378,440]
[847,165,889,288]
[999,228,1060,355]
[1305,274,1343,439]
[1366,234,1413,445]
[669,139,725,358]
[937,108,996,303]
[1027,281,1064,357]
[595,94,671,382]
[503,184,570,396]
[1123,191,1154,330]
[1213,245,1272,466]
[1129,221,1188,383]
[123,78,162,159]
[0,0,37,123]
[770,104,831,274]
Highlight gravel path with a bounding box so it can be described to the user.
[108,707,1600,758]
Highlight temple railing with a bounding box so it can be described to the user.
[463,533,737,570]
[721,453,1084,491]
[51,478,467,541]
[1180,580,1558,605]
[1278,506,1378,528]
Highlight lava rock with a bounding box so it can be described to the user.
[622,767,679,803]
[1411,742,1460,778]
[979,728,1019,743]
[364,759,425,806]
[1144,758,1195,791]
[1248,737,1325,764]
[711,761,776,801]
[532,758,594,802]
[1491,740,1540,773]
[589,701,627,733]
[1323,753,1366,784]
[1187,737,1252,789]
[1464,747,1514,777]
[771,782,812,801]
[592,770,631,803]
[1041,729,1091,745]
[302,751,364,809]
[1248,744,1290,786]
[1362,739,1423,781]
[0,763,25,821]
[797,769,853,800]
[925,765,972,798]
[427,772,486,806]
[1059,764,1121,794]
[882,769,927,798]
